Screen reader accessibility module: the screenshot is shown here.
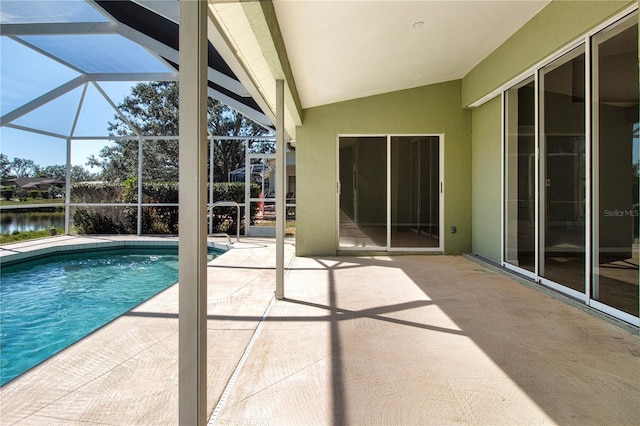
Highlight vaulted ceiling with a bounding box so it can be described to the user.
[272,0,551,109]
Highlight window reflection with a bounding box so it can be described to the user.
[593,17,639,317]
[391,136,440,248]
[339,137,387,249]
[505,79,536,273]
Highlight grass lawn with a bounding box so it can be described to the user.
[0,198,64,206]
[0,228,65,245]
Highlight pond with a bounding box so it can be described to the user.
[0,211,65,234]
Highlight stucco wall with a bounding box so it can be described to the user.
[471,96,502,262]
[462,1,637,261]
[296,80,472,256]
[463,0,637,263]
[294,1,636,258]
[462,0,636,107]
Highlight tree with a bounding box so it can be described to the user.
[30,164,97,182]
[9,157,37,177]
[93,81,272,183]
[0,154,10,179]
[72,165,99,182]
[208,101,274,181]
[36,164,65,180]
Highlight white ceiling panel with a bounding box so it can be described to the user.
[274,0,550,108]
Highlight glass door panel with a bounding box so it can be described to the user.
[540,46,586,292]
[592,16,639,317]
[339,136,387,249]
[505,79,536,273]
[390,136,440,248]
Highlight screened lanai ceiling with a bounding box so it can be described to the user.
[0,0,271,140]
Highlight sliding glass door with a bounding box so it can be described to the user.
[503,10,638,324]
[504,78,536,276]
[539,46,586,294]
[592,16,639,319]
[391,136,440,248]
[338,136,387,249]
[339,135,442,251]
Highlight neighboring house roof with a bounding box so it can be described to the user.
[2,177,66,190]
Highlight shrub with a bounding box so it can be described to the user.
[142,182,179,203]
[71,182,124,203]
[72,208,130,234]
[1,187,13,200]
[208,182,260,234]
[71,181,259,235]
[141,206,178,234]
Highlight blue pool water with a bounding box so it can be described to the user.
[0,246,219,386]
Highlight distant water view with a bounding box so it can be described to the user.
[0,211,65,234]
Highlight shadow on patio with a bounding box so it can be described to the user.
[1,237,637,425]
[212,255,639,425]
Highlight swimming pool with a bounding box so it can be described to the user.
[0,245,222,386]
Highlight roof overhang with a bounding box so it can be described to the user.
[94,0,273,130]
[208,1,302,141]
[212,0,551,113]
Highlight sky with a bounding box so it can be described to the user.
[0,0,170,174]
[0,80,135,173]
[0,73,135,172]
[0,77,135,173]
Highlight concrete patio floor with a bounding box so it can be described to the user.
[1,236,638,425]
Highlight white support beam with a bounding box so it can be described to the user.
[207,3,301,139]
[137,136,144,236]
[208,135,215,235]
[244,141,251,237]
[208,68,249,97]
[0,22,117,36]
[0,75,86,125]
[116,21,181,64]
[9,35,87,75]
[207,9,277,127]
[275,79,285,300]
[69,83,88,139]
[3,123,68,140]
[65,138,72,235]
[178,0,208,425]
[85,72,177,81]
[133,0,180,24]
[91,82,142,136]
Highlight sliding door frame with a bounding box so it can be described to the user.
[500,5,639,326]
[336,133,444,253]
